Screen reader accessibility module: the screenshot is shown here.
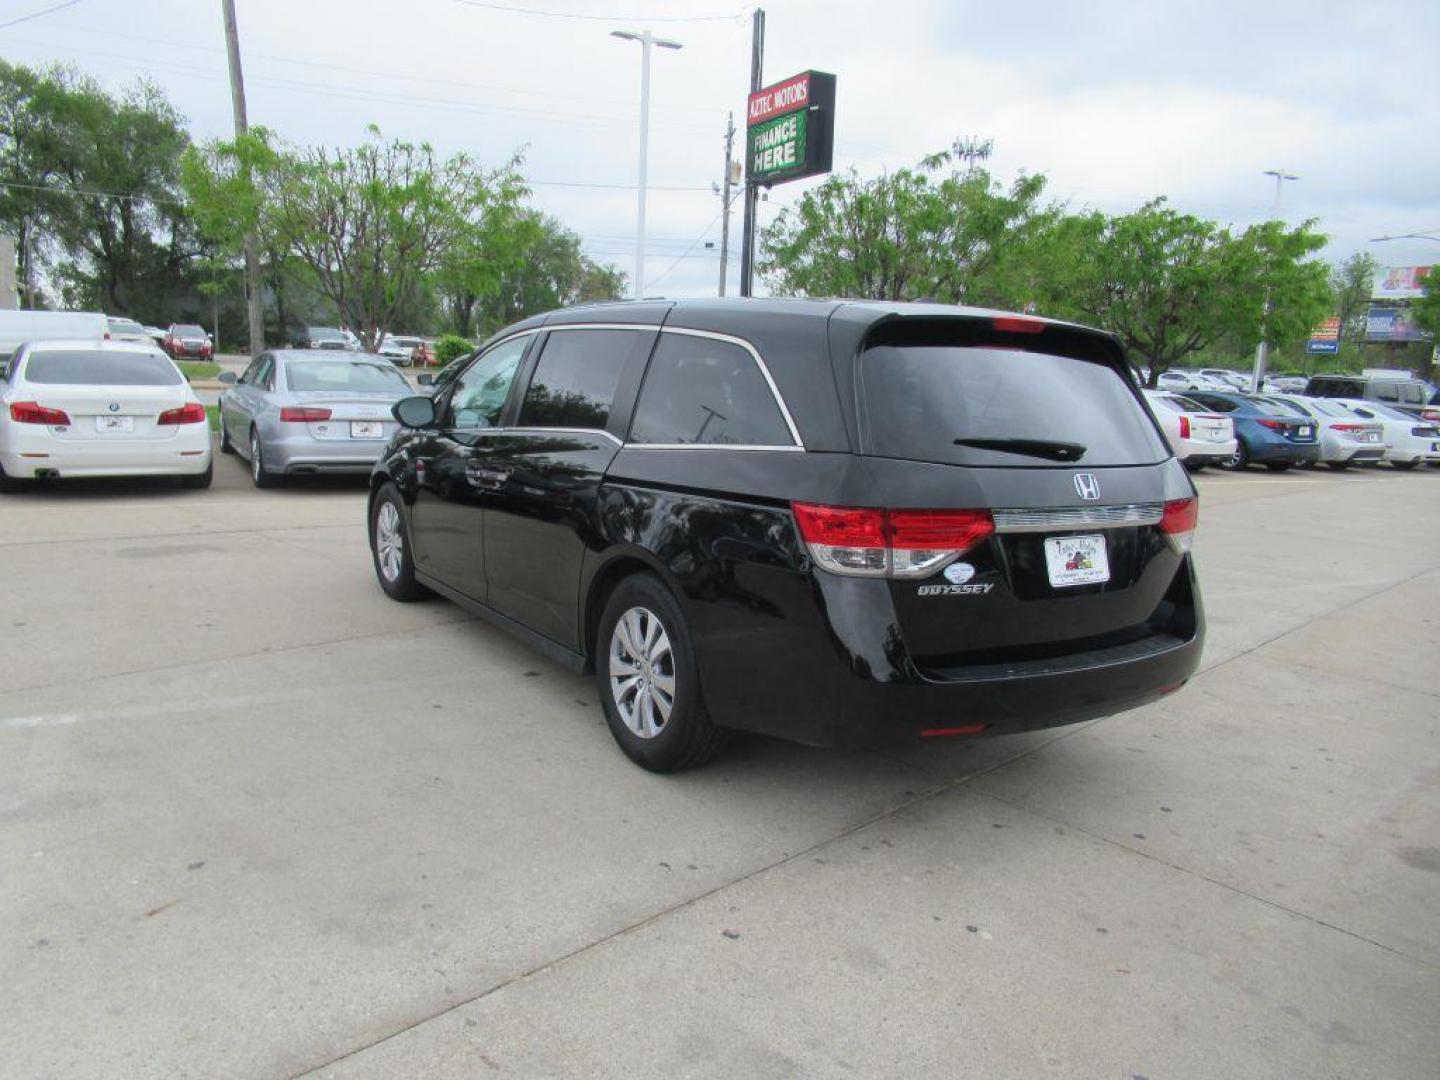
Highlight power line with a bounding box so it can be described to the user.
[454,0,743,23]
[33,20,720,115]
[0,0,82,32]
[3,37,718,136]
[643,208,724,290]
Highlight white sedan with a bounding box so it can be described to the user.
[0,339,212,490]
[1330,399,1440,469]
[1143,390,1237,469]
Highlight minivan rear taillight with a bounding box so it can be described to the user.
[791,503,994,578]
[1159,497,1198,554]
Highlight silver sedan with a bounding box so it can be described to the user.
[217,350,412,487]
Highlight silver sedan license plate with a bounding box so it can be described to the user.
[1044,534,1110,588]
[350,421,383,439]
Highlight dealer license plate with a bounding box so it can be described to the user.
[350,421,383,439]
[1044,534,1111,588]
[95,415,134,433]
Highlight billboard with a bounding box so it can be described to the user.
[1372,265,1434,300]
[1365,305,1429,342]
[746,70,836,187]
[1306,316,1340,354]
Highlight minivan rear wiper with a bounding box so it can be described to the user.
[953,437,1087,462]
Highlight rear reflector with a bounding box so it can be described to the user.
[9,401,71,425]
[1159,497,1198,555]
[792,503,994,578]
[921,724,989,738]
[157,402,207,425]
[991,315,1046,334]
[280,407,332,422]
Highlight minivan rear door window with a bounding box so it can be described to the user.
[859,338,1167,467]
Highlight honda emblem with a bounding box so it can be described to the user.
[1073,473,1101,501]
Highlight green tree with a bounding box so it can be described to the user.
[470,211,626,336]
[1413,267,1440,380]
[1330,252,1377,345]
[1032,200,1330,385]
[759,142,1052,305]
[1,61,196,319]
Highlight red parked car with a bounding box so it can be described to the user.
[164,324,213,360]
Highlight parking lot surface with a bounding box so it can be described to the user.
[2,461,1438,1079]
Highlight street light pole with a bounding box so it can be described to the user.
[1252,168,1298,393]
[612,29,682,300]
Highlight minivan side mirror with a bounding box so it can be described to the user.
[218,371,237,384]
[416,373,433,386]
[393,395,437,429]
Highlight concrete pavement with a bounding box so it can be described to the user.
[1,460,1437,1079]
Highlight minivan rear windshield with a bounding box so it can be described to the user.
[25,349,181,386]
[859,339,1167,468]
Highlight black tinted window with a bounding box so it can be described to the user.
[1188,394,1238,413]
[630,334,793,446]
[518,329,646,430]
[25,349,181,386]
[861,344,1167,467]
[1308,377,1363,398]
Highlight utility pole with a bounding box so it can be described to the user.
[221,0,265,357]
[718,111,735,296]
[738,7,764,298]
[1251,168,1297,393]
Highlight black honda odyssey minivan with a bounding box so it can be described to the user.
[369,299,1204,771]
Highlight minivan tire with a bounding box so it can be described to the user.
[596,574,726,773]
[370,483,429,601]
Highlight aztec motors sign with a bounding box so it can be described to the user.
[746,70,836,186]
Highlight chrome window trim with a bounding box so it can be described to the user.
[623,443,805,453]
[504,321,806,452]
[656,326,804,449]
[992,503,1164,533]
[472,426,623,447]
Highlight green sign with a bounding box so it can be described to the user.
[749,110,808,181]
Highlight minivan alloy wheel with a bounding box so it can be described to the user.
[609,606,675,739]
[375,501,404,583]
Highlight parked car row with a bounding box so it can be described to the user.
[6,299,1437,776]
[1144,387,1440,472]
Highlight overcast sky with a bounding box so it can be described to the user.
[4,0,1438,300]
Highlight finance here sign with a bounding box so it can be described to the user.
[746,70,835,186]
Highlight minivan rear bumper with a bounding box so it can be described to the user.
[828,625,1202,748]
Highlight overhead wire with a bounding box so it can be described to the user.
[0,0,82,32]
[453,1,744,23]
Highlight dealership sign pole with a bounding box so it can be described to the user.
[739,66,837,296]
[738,9,765,298]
